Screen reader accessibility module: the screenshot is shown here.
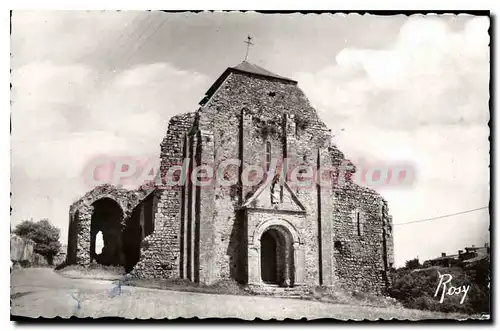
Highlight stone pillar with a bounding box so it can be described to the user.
[293,242,305,285]
[118,219,126,266]
[76,204,93,265]
[197,118,217,284]
[180,134,189,279]
[248,242,261,285]
[284,114,298,191]
[188,133,197,281]
[318,147,337,286]
[284,236,291,286]
[240,108,253,201]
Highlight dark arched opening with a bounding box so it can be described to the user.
[123,193,156,272]
[90,198,124,266]
[260,227,295,286]
[66,210,78,265]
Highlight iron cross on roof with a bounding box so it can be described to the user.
[244,35,254,61]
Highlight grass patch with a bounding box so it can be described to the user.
[123,279,397,309]
[289,286,402,308]
[122,278,250,296]
[56,264,125,280]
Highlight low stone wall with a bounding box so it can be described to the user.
[10,234,35,263]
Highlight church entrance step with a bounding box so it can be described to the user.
[246,284,310,298]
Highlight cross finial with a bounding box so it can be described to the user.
[244,35,254,61]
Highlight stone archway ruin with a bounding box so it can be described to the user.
[67,184,140,266]
[90,198,124,266]
[67,184,157,271]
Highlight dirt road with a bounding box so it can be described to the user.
[11,268,468,320]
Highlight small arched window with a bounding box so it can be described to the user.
[353,209,364,237]
[266,141,272,171]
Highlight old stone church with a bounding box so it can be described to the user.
[67,61,394,294]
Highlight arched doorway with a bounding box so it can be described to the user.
[90,198,124,266]
[260,226,295,286]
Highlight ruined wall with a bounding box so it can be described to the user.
[131,113,195,278]
[331,180,393,295]
[68,184,139,265]
[10,234,35,263]
[123,191,156,271]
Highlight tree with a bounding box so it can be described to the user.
[405,257,422,270]
[14,219,62,263]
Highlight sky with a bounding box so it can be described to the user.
[10,11,490,266]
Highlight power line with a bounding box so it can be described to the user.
[394,206,489,227]
[81,14,167,114]
[91,14,158,88]
[100,12,144,65]
[91,15,167,95]
[119,16,167,69]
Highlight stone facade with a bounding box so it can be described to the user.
[68,61,395,295]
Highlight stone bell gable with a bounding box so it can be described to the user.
[68,61,395,295]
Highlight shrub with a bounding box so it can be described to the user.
[389,264,490,314]
[404,257,422,270]
[13,219,61,264]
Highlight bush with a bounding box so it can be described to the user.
[13,219,61,264]
[389,264,489,314]
[405,257,422,270]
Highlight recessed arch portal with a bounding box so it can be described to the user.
[260,226,295,286]
[248,216,304,287]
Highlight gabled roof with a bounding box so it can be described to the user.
[232,61,296,82]
[199,61,297,106]
[463,254,489,264]
[430,254,459,261]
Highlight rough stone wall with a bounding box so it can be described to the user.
[131,112,196,278]
[10,234,35,262]
[196,118,218,283]
[198,72,333,285]
[195,70,394,291]
[331,180,392,295]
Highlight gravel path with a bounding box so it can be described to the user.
[11,268,469,320]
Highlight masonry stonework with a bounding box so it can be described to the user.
[68,61,394,295]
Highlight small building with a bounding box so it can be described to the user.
[425,252,461,268]
[424,243,490,268]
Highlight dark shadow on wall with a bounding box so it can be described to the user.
[123,194,156,273]
[124,205,142,272]
[227,209,248,284]
[194,130,202,283]
[66,210,78,264]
